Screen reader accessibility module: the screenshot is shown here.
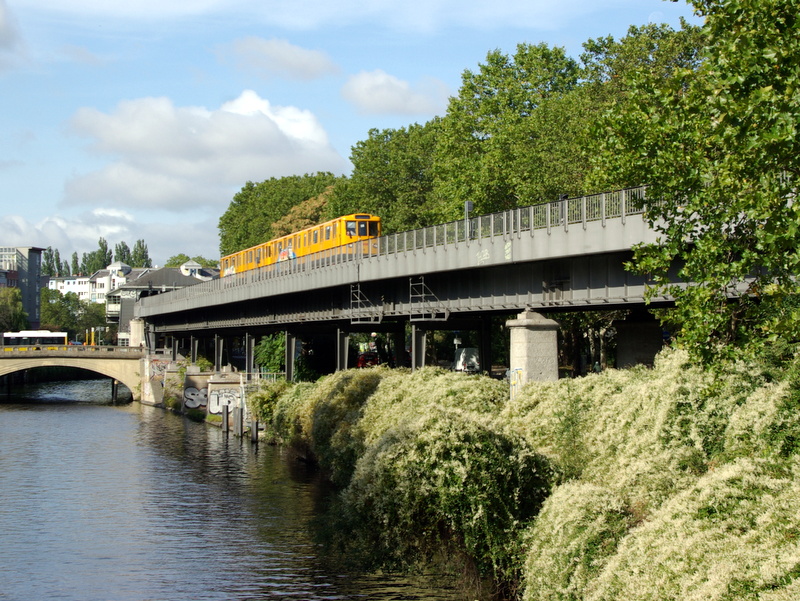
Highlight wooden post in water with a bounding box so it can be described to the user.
[233,406,243,437]
[222,404,229,433]
[250,418,258,443]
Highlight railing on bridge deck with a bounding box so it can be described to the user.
[383,186,647,253]
[0,345,147,357]
[139,186,648,307]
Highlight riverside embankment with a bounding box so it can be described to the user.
[244,348,800,601]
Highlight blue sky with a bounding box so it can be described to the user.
[0,0,701,266]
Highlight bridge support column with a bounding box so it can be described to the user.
[214,334,223,372]
[285,331,297,382]
[190,336,198,364]
[411,325,426,371]
[245,333,255,381]
[506,310,559,391]
[336,329,350,371]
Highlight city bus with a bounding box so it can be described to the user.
[1,330,69,349]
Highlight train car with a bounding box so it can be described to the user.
[220,213,381,277]
[2,330,69,349]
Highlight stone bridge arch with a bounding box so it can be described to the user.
[0,350,143,401]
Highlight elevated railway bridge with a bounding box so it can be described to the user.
[0,187,673,394]
[135,186,673,382]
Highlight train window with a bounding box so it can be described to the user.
[313,230,319,244]
[368,222,379,236]
[255,249,261,263]
[358,221,367,236]
[346,221,356,236]
[325,226,331,240]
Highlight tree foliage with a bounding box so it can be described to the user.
[218,172,344,255]
[164,254,218,268]
[130,239,152,268]
[0,287,28,332]
[593,1,800,360]
[114,241,132,265]
[432,43,582,221]
[80,237,113,275]
[40,288,111,342]
[327,121,440,233]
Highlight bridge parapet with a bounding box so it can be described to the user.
[1,346,146,359]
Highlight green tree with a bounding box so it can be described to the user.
[328,121,440,233]
[53,249,63,276]
[254,332,286,373]
[594,1,800,361]
[81,237,113,274]
[71,252,79,275]
[40,288,81,335]
[42,247,56,277]
[131,239,152,268]
[164,254,218,268]
[218,172,343,256]
[432,43,581,220]
[0,287,28,332]
[114,241,132,264]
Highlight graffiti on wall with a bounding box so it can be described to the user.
[184,386,208,409]
[208,386,242,415]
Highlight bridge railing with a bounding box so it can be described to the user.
[139,186,648,307]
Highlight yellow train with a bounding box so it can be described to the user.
[220,213,381,277]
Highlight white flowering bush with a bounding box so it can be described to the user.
[522,482,630,601]
[585,457,800,601]
[337,407,553,598]
[260,347,800,600]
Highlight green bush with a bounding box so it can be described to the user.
[333,408,553,597]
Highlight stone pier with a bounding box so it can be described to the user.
[506,310,559,395]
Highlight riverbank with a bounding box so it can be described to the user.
[247,348,800,600]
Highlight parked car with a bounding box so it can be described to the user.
[453,347,480,373]
[356,351,381,368]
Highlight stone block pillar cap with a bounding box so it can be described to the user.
[506,309,560,330]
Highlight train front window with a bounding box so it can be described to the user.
[358,221,368,236]
[346,221,356,236]
[368,222,379,236]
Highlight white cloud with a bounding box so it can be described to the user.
[341,69,448,115]
[65,90,348,211]
[0,0,24,69]
[220,37,339,81]
[0,209,220,266]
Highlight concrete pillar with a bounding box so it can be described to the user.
[285,331,297,381]
[506,310,560,388]
[129,318,145,348]
[214,334,223,372]
[336,328,350,371]
[245,333,255,381]
[411,325,426,371]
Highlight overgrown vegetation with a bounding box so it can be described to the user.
[258,350,800,600]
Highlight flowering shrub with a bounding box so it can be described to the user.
[257,347,800,600]
[522,482,630,601]
[337,408,553,597]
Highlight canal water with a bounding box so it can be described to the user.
[0,379,461,601]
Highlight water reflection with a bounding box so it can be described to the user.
[0,380,462,601]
